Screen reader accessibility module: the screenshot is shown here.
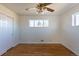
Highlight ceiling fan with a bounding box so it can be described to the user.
[25,3,54,14]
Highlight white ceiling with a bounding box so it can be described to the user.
[1,3,78,15]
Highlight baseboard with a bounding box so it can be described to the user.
[1,47,14,56]
[12,43,19,47]
[1,44,19,56]
[0,47,12,56]
[62,43,77,56]
[19,42,61,44]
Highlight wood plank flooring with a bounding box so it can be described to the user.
[3,44,76,56]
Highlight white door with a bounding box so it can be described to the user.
[0,13,13,55]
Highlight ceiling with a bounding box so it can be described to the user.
[1,3,78,15]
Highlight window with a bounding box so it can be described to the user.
[29,20,49,27]
[72,13,79,26]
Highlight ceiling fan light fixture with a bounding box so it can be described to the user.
[25,3,54,15]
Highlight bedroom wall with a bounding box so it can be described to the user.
[0,4,19,55]
[19,15,61,44]
[60,4,79,55]
[1,3,79,56]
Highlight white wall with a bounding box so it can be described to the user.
[1,3,79,56]
[19,15,61,44]
[0,4,19,55]
[60,4,79,55]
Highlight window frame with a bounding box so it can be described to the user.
[29,20,49,27]
[72,12,79,27]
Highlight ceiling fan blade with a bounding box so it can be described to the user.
[25,8,36,11]
[46,7,54,12]
[39,3,52,7]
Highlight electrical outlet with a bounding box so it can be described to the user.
[41,40,44,42]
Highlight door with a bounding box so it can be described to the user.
[0,13,13,55]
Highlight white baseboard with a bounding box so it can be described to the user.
[0,47,11,56]
[19,42,61,44]
[12,42,19,47]
[62,43,78,56]
[0,43,19,56]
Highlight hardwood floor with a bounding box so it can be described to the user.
[3,44,76,56]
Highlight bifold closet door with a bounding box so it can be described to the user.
[0,13,14,55]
